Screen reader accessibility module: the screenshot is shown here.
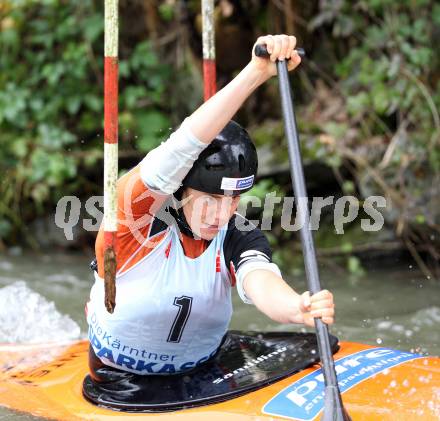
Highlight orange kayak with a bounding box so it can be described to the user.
[1,334,439,420]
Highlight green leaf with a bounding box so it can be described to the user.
[323,122,348,139]
[342,181,355,193]
[10,138,28,158]
[158,4,175,21]
[37,124,76,149]
[135,110,171,152]
[83,14,104,42]
[347,92,369,116]
[341,242,353,253]
[83,94,101,112]
[124,86,148,109]
[66,96,82,115]
[347,256,365,276]
[0,219,12,239]
[415,214,425,224]
[130,41,158,71]
[371,84,390,114]
[29,149,50,183]
[30,183,50,203]
[434,4,440,26]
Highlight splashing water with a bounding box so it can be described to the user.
[0,281,81,343]
[411,307,440,327]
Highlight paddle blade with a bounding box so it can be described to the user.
[104,246,117,313]
[321,385,352,421]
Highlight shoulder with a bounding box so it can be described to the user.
[225,213,266,241]
[223,213,272,270]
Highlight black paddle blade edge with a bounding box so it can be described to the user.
[82,331,339,413]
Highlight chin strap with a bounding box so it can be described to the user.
[168,205,196,239]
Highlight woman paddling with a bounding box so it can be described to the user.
[87,34,335,377]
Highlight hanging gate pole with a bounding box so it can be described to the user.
[202,0,216,100]
[103,0,119,313]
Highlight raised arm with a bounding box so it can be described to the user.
[140,34,301,196]
[185,35,301,143]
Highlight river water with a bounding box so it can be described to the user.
[0,250,439,420]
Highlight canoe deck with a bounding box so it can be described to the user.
[83,331,338,411]
[1,335,439,420]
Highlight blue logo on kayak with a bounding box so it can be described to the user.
[262,348,422,421]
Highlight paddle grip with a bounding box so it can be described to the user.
[254,44,305,59]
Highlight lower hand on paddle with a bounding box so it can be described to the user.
[243,270,335,328]
[299,290,335,327]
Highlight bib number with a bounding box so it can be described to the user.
[167,296,193,343]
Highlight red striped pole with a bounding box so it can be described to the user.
[202,0,216,100]
[103,0,118,313]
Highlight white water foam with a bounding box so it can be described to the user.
[0,281,81,343]
[410,306,440,327]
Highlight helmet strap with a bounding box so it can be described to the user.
[170,192,197,240]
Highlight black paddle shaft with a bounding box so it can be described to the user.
[255,44,351,421]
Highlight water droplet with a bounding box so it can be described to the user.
[390,380,397,388]
[376,338,382,344]
[352,296,357,302]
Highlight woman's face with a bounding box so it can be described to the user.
[182,187,240,240]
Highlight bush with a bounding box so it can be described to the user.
[0,0,172,244]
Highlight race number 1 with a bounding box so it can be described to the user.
[167,296,193,343]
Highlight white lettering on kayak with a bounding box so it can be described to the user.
[212,346,288,385]
[88,323,212,374]
[263,347,424,421]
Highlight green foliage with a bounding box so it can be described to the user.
[307,0,439,239]
[158,3,175,22]
[0,0,172,242]
[0,0,438,272]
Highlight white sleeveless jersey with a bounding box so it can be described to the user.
[86,224,233,375]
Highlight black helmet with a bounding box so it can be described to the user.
[182,121,258,196]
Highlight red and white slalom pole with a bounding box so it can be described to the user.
[103,0,118,313]
[202,0,216,100]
